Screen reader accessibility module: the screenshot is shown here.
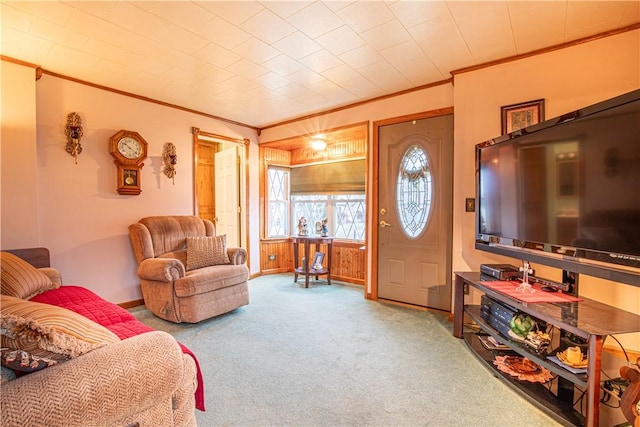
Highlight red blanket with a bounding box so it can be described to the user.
[30,286,205,411]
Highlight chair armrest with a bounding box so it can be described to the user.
[227,247,247,265]
[1,331,187,427]
[38,267,63,286]
[137,257,185,281]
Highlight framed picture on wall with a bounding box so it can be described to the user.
[501,99,545,134]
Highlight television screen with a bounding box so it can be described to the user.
[477,89,640,268]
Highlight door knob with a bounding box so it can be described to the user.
[379,220,391,228]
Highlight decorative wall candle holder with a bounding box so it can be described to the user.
[64,112,83,164]
[163,142,177,184]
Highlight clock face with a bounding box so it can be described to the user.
[117,137,142,159]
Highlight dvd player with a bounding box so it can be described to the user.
[480,263,519,281]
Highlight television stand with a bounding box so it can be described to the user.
[453,272,640,427]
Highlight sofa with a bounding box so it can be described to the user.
[0,248,204,427]
[128,215,250,323]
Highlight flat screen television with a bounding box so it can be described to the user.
[476,89,640,271]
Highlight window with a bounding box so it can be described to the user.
[267,166,289,237]
[291,194,365,240]
[397,145,432,238]
[266,160,366,241]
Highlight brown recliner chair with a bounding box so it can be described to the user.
[128,215,249,323]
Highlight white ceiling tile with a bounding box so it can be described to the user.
[254,71,291,90]
[0,28,53,62]
[1,3,35,32]
[339,76,381,99]
[287,68,324,86]
[361,19,412,51]
[387,0,450,29]
[141,1,215,31]
[565,1,635,40]
[507,2,566,54]
[315,25,365,56]
[323,1,356,13]
[28,16,89,50]
[5,1,74,26]
[152,22,210,55]
[286,2,343,39]
[198,65,235,85]
[324,86,353,107]
[456,8,516,63]
[261,1,310,19]
[64,1,118,20]
[234,37,280,64]
[378,39,426,65]
[106,2,161,34]
[226,58,269,80]
[272,31,322,60]
[222,75,260,93]
[275,80,315,99]
[336,1,395,33]
[287,68,325,86]
[196,42,242,68]
[195,17,252,50]
[357,60,410,92]
[158,49,208,73]
[323,63,362,84]
[198,1,265,25]
[299,49,344,73]
[263,54,306,76]
[339,44,384,69]
[68,10,130,44]
[395,56,444,86]
[447,1,506,23]
[240,8,296,44]
[47,43,101,72]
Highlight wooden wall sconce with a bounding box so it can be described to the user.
[163,142,177,184]
[64,112,83,164]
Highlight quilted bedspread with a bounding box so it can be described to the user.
[30,285,205,411]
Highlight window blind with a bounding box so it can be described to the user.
[290,159,365,195]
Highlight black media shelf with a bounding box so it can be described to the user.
[454,272,640,427]
[465,305,588,387]
[463,331,585,427]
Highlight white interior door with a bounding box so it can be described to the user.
[215,146,240,247]
[377,115,454,310]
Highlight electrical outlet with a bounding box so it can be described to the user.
[268,254,276,261]
[463,283,469,294]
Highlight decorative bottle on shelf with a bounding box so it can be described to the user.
[516,261,535,293]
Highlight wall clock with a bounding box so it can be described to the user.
[109,130,148,195]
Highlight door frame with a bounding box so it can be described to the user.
[191,127,251,262]
[368,107,454,301]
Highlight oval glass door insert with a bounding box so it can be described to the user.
[396,144,433,238]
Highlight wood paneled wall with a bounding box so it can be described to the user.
[259,239,365,285]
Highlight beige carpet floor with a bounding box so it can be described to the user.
[131,273,560,427]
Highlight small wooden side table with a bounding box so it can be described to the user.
[292,236,333,288]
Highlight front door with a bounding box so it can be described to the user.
[376,114,453,310]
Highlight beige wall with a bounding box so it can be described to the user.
[1,61,39,247]
[1,65,259,303]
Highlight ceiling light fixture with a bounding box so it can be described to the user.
[311,138,327,151]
